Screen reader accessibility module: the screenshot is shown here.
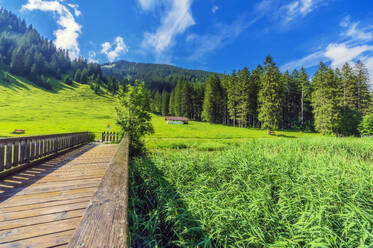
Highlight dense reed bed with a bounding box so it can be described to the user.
[129,137,373,247]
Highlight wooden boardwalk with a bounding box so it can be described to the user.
[0,143,118,248]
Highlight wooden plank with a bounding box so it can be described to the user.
[0,217,81,244]
[68,136,129,248]
[0,229,75,248]
[0,181,100,198]
[0,209,85,231]
[0,201,89,222]
[1,196,92,213]
[0,188,96,208]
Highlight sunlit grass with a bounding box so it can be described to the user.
[130,137,373,247]
[0,72,119,139]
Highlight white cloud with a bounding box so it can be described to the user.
[22,0,81,59]
[88,51,99,63]
[189,16,259,61]
[280,0,320,24]
[281,50,325,71]
[138,0,157,11]
[101,37,128,62]
[67,4,81,17]
[340,16,373,42]
[325,43,373,68]
[212,5,219,14]
[281,16,373,86]
[140,0,195,58]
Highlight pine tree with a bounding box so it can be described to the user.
[250,65,263,127]
[154,91,162,114]
[161,90,170,116]
[258,56,283,134]
[173,80,184,116]
[311,63,341,135]
[354,61,371,115]
[236,68,251,127]
[341,63,356,109]
[225,71,239,126]
[202,74,224,123]
[299,68,312,129]
[180,81,194,118]
[80,68,89,84]
[169,90,176,115]
[74,69,81,83]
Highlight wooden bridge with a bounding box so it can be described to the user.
[0,132,129,248]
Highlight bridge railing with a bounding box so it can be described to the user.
[0,132,90,177]
[101,131,121,143]
[69,135,130,248]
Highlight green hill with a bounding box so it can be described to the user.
[102,60,213,90]
[0,71,118,138]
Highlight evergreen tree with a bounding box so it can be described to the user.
[311,63,341,135]
[354,61,371,115]
[250,65,263,127]
[258,56,283,134]
[154,91,162,114]
[299,68,312,129]
[161,90,170,116]
[236,68,251,127]
[202,74,224,123]
[224,71,239,126]
[80,68,89,84]
[74,69,81,83]
[169,90,176,115]
[180,81,194,118]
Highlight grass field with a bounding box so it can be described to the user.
[0,72,119,138]
[129,138,373,247]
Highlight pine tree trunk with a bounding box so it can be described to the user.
[267,127,271,135]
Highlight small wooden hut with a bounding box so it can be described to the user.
[165,116,189,124]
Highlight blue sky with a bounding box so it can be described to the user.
[1,0,373,79]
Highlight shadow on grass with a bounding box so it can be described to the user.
[129,157,214,248]
[0,77,30,91]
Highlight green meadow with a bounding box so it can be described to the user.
[0,72,119,138]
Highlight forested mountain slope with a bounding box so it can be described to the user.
[0,8,103,89]
[102,60,213,91]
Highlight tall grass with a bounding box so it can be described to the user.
[129,137,373,247]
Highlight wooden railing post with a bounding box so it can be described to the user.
[14,142,19,166]
[0,143,4,171]
[0,132,90,176]
[6,143,12,169]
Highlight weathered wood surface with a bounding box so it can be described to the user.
[0,143,118,248]
[68,136,129,248]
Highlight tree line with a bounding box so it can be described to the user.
[151,56,373,136]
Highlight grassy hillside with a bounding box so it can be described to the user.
[0,71,119,138]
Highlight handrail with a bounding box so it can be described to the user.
[68,135,129,248]
[0,132,90,177]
